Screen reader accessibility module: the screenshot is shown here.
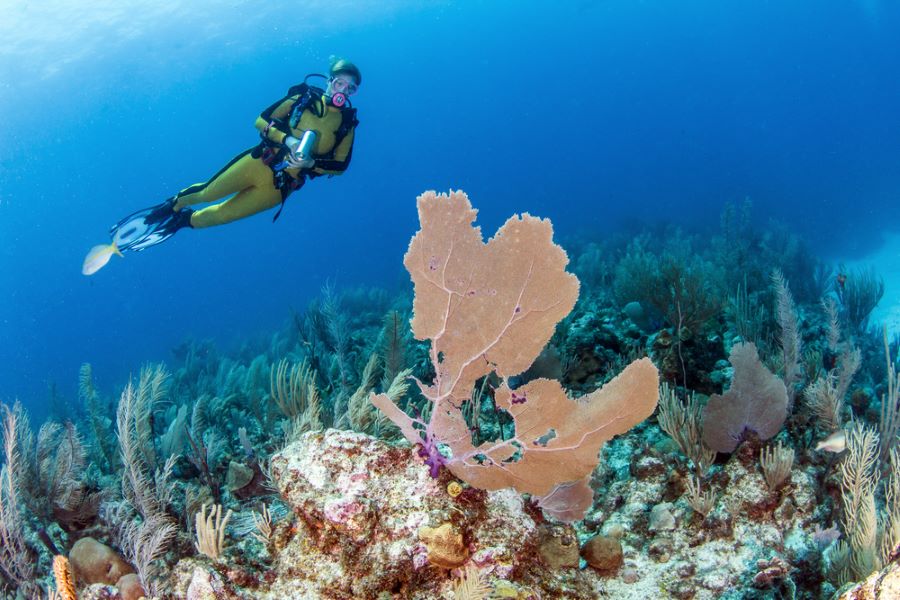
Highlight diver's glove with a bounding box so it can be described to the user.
[282,135,315,170]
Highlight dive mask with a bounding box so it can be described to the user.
[329,76,358,107]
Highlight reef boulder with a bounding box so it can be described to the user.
[264,429,542,598]
[837,560,900,599]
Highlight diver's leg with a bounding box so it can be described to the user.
[173,149,261,210]
[110,150,279,250]
[190,186,284,228]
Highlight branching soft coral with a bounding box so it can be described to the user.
[372,191,659,522]
[110,367,178,598]
[0,404,39,597]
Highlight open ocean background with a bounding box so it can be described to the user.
[2,0,900,420]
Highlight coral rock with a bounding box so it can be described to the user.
[648,539,673,563]
[581,535,624,574]
[621,567,640,584]
[631,455,667,479]
[418,522,468,568]
[648,503,676,531]
[260,429,544,598]
[838,559,900,599]
[79,583,124,600]
[186,566,225,600]
[537,524,580,569]
[752,557,791,589]
[69,537,134,586]
[115,573,145,600]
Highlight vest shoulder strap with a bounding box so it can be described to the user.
[320,107,358,160]
[338,107,359,137]
[287,83,322,127]
[286,82,309,97]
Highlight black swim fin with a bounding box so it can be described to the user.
[109,198,194,253]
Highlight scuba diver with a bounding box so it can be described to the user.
[83,57,361,275]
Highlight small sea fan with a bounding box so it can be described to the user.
[701,342,788,453]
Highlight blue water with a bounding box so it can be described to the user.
[2,0,900,418]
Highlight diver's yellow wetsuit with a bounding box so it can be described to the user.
[173,85,357,228]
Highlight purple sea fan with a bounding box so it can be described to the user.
[701,342,788,453]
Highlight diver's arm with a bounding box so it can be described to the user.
[312,128,355,176]
[254,95,297,145]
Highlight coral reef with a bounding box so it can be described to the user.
[3,193,900,599]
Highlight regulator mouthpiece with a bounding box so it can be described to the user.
[331,92,347,108]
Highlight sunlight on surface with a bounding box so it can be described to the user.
[0,0,417,82]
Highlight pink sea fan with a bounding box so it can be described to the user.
[701,342,788,453]
[371,191,660,522]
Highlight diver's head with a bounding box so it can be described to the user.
[326,56,361,107]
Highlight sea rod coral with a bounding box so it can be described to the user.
[372,190,659,522]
